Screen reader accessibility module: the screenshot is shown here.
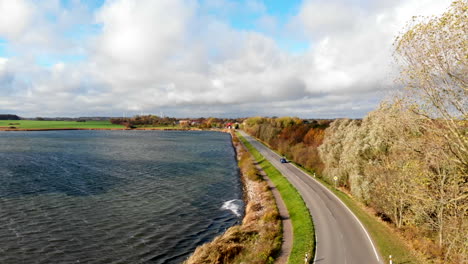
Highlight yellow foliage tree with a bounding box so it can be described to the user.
[395,1,467,259]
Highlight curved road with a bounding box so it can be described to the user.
[240,131,382,264]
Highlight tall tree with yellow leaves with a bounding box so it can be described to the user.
[395,1,467,259]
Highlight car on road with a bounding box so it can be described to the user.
[280,158,287,163]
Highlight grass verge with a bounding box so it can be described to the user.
[241,132,420,264]
[237,132,314,264]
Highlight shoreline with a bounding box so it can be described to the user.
[184,131,282,263]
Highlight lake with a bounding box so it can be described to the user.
[0,130,243,264]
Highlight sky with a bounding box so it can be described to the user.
[0,0,453,118]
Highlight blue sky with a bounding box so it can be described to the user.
[0,0,309,66]
[0,38,9,56]
[0,0,453,117]
[226,0,309,53]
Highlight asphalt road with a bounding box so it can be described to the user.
[240,131,382,264]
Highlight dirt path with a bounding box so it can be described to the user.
[255,162,293,264]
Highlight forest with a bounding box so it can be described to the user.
[243,117,332,174]
[243,2,467,263]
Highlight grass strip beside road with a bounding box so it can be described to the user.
[242,133,420,264]
[237,132,314,264]
[294,165,422,264]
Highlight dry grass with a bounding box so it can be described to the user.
[184,132,282,264]
[237,133,314,264]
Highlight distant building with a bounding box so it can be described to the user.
[225,122,239,129]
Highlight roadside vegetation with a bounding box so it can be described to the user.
[243,117,331,175]
[297,165,421,264]
[237,132,314,264]
[243,2,467,263]
[185,132,282,264]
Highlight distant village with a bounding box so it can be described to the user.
[109,116,243,129]
[0,114,334,130]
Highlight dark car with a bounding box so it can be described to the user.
[280,158,287,163]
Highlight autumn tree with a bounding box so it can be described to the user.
[395,1,467,260]
[243,117,331,173]
[395,0,467,174]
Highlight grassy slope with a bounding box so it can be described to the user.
[237,132,314,264]
[0,120,124,129]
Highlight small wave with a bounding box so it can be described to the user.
[221,199,243,217]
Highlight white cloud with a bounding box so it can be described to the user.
[0,57,8,70]
[294,0,453,96]
[0,0,33,39]
[88,0,303,110]
[94,0,195,66]
[0,0,93,59]
[0,0,455,117]
[255,14,278,34]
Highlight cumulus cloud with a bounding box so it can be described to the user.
[94,0,195,67]
[0,0,33,39]
[296,0,452,93]
[0,0,455,117]
[0,0,92,55]
[88,0,304,110]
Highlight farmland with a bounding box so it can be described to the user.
[0,120,124,130]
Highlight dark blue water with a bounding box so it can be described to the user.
[0,130,243,264]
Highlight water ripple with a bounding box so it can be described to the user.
[0,130,243,264]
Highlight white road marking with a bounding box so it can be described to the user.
[243,133,382,263]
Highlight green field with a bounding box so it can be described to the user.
[0,120,124,129]
[237,132,315,264]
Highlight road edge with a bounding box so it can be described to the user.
[237,131,315,264]
[246,132,385,263]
